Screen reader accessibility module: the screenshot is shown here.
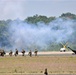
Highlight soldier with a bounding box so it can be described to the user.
[44,68,48,75]
[0,49,6,56]
[21,49,25,56]
[28,50,32,57]
[14,49,18,56]
[34,49,38,56]
[9,50,13,56]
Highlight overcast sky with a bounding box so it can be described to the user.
[0,0,76,20]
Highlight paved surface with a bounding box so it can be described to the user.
[5,51,75,56]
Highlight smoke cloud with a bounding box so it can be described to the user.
[8,18,75,51]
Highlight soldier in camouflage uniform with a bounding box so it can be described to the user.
[21,49,25,56]
[28,50,32,57]
[14,49,18,56]
[9,50,13,56]
[0,49,6,56]
[34,49,38,56]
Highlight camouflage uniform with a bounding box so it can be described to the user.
[21,49,25,56]
[34,49,38,56]
[0,49,6,56]
[9,50,13,56]
[14,49,18,56]
[28,50,32,57]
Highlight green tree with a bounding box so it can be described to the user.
[60,12,76,19]
[25,14,56,24]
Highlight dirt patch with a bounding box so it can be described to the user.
[0,54,76,74]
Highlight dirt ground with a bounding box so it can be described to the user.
[0,51,76,75]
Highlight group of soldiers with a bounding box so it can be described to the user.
[9,49,38,57]
[9,49,19,56]
[0,48,38,57]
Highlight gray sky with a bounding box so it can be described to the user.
[0,0,76,20]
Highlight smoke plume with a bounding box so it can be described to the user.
[8,18,75,51]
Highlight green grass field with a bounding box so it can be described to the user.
[0,55,76,75]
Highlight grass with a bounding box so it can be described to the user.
[0,55,76,75]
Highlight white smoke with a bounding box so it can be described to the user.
[8,18,74,51]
